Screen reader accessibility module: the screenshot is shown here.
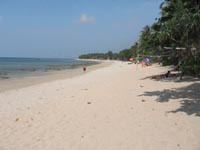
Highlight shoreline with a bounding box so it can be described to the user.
[0,60,112,92]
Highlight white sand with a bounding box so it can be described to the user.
[0,61,200,150]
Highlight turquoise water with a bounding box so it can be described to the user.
[0,57,96,79]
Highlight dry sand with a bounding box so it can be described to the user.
[0,61,200,150]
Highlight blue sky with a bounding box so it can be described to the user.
[0,0,163,58]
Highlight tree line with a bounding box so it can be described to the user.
[79,44,138,61]
[79,0,200,75]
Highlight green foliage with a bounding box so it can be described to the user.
[107,51,113,60]
[118,49,132,61]
[181,57,200,75]
[79,53,107,59]
[79,42,138,61]
[138,0,200,75]
[79,0,200,75]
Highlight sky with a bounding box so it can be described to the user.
[0,0,163,58]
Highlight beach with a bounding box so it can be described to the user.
[0,61,200,150]
[0,59,110,92]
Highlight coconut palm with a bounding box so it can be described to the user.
[138,0,200,74]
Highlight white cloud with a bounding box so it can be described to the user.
[76,14,95,24]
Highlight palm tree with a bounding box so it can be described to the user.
[138,0,200,74]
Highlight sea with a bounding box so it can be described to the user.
[0,57,97,79]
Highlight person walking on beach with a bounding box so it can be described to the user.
[83,65,87,72]
[141,61,146,68]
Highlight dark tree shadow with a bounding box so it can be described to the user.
[140,83,200,116]
[140,74,200,83]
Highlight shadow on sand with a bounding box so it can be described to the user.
[141,73,200,83]
[140,83,200,117]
